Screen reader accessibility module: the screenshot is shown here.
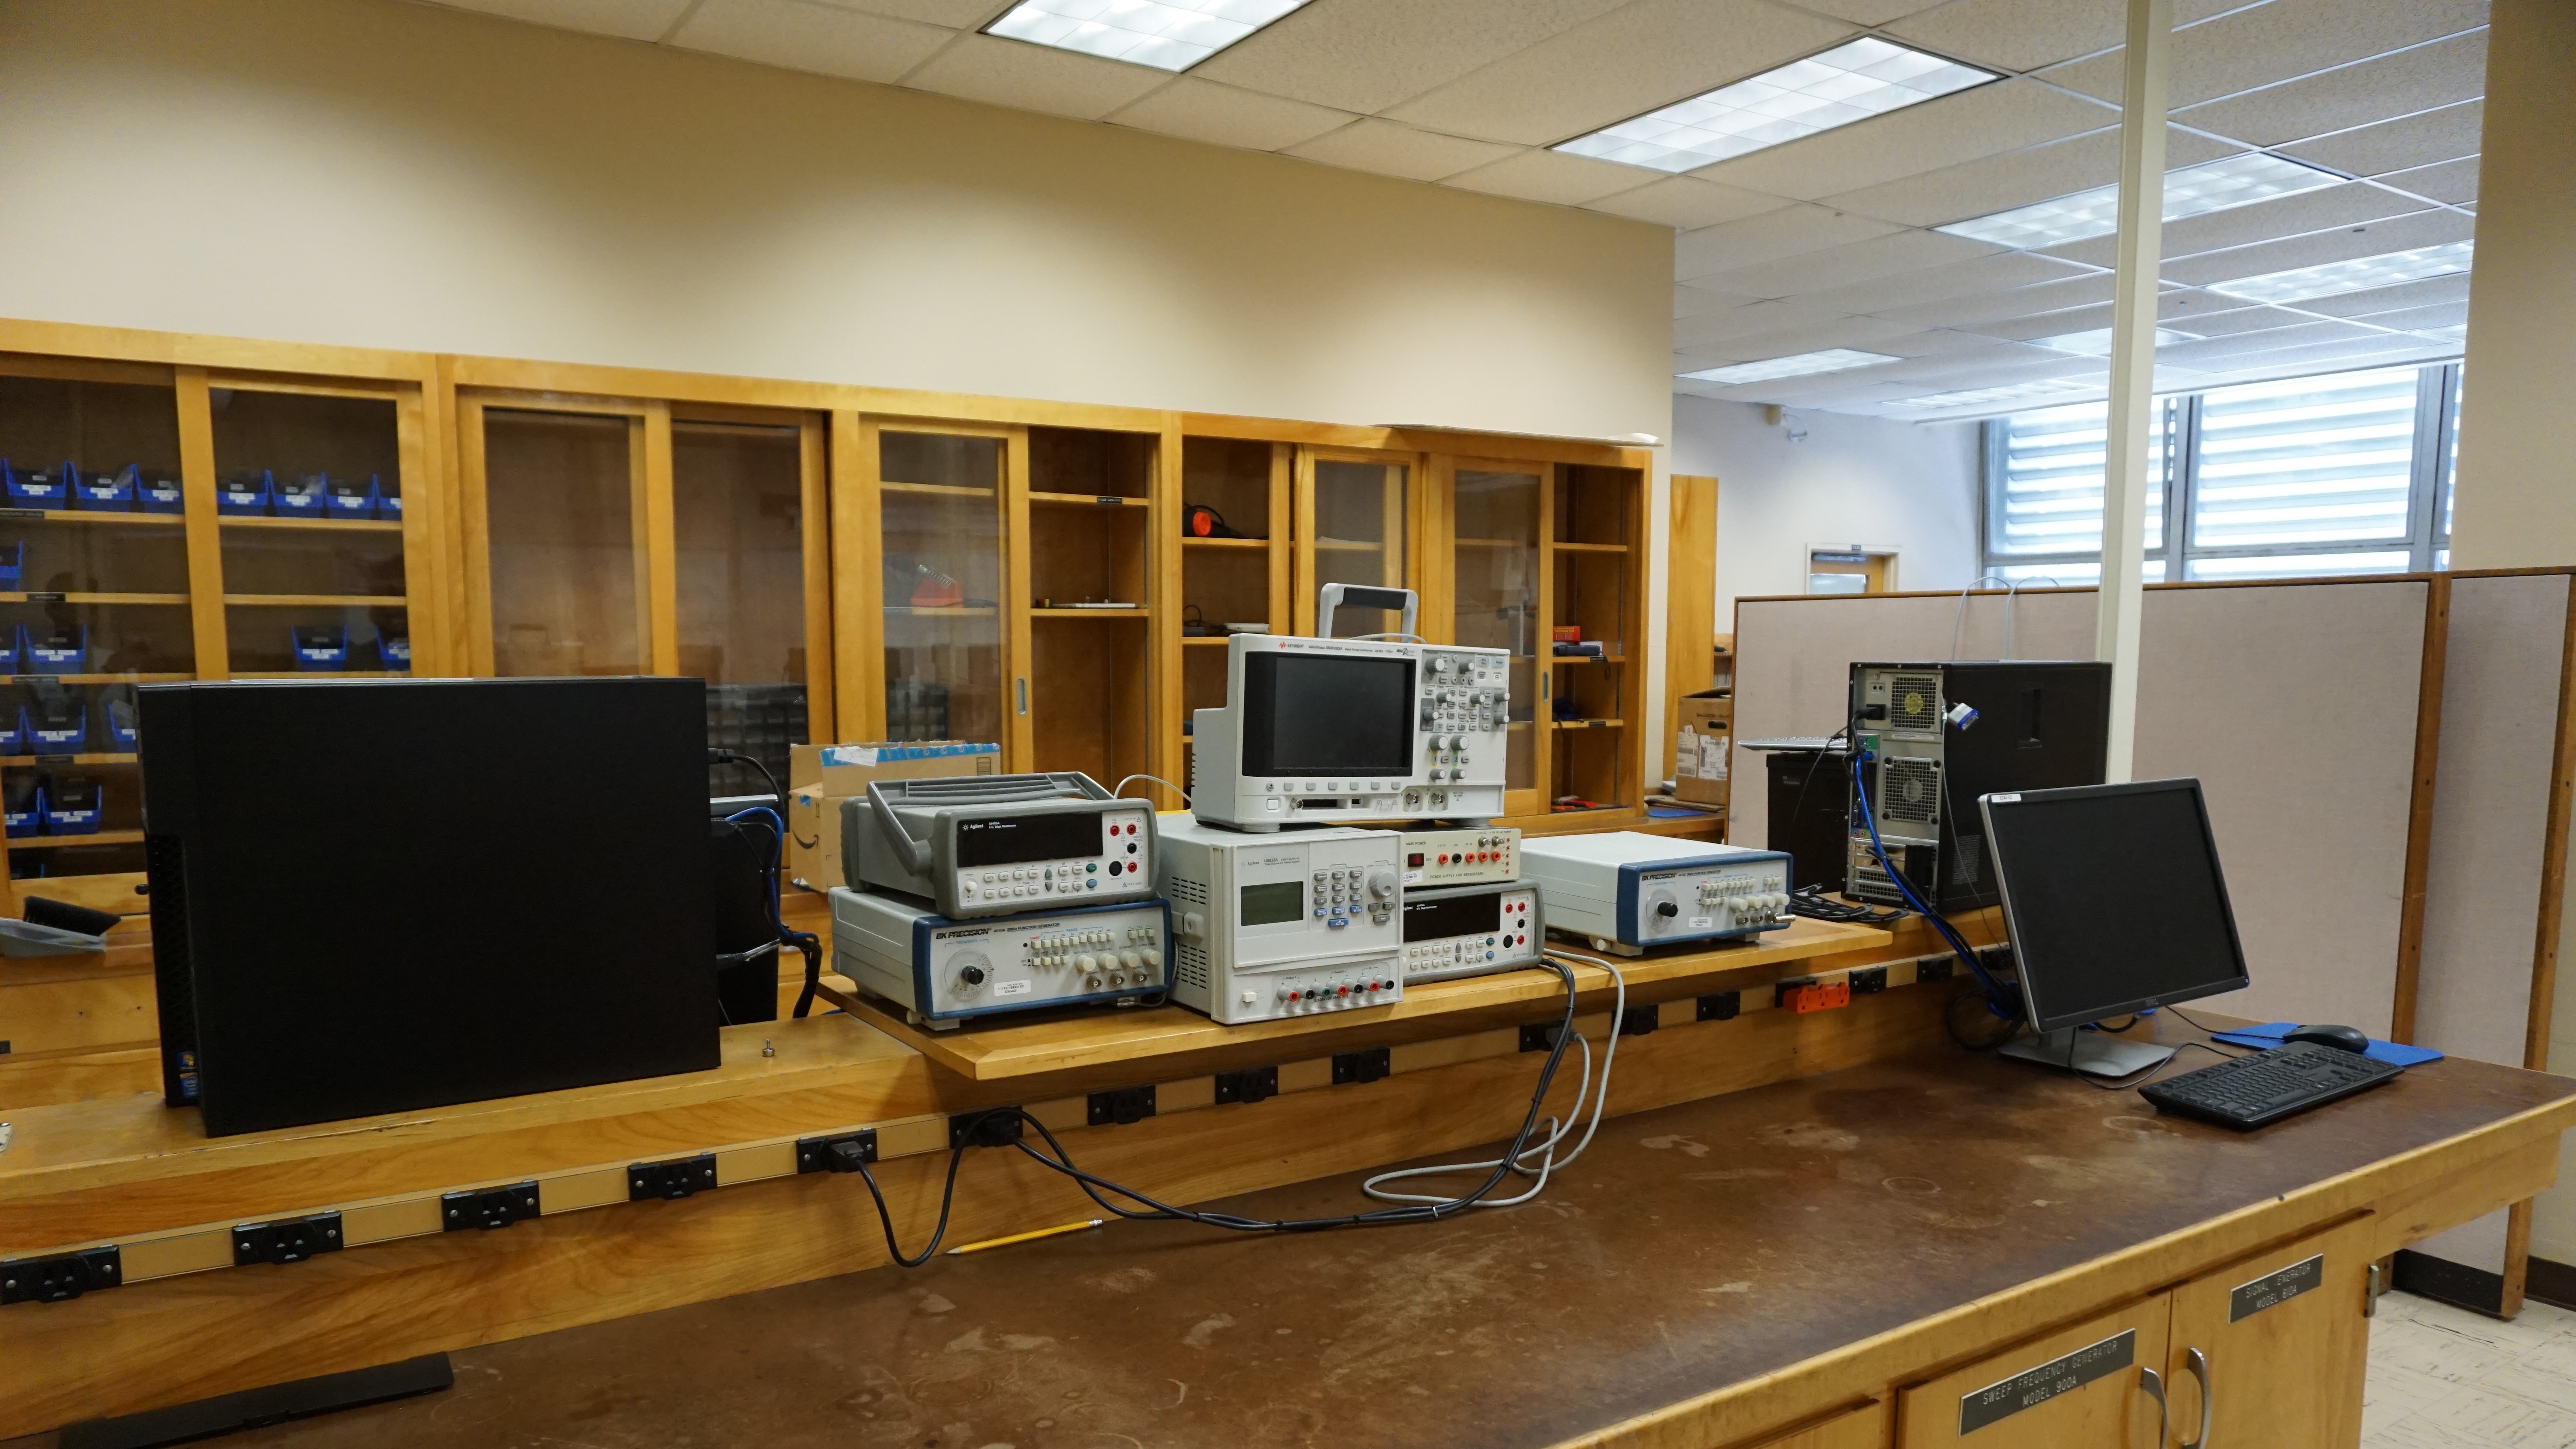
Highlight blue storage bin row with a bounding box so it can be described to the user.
[3,771,104,838]
[289,625,408,672]
[0,683,140,756]
[218,469,401,520]
[0,623,92,672]
[0,459,183,513]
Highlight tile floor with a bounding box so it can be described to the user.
[2369,1290,2576,1447]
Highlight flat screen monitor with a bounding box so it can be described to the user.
[1239,652,1414,776]
[143,677,719,1136]
[1979,778,2250,1033]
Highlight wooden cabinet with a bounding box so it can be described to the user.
[1731,1401,1888,1449]
[1896,1220,2367,1448]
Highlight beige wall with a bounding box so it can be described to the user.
[0,0,1671,440]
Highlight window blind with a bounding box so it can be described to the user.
[2192,367,2419,551]
[1993,402,2166,558]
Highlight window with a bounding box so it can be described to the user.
[1983,361,2462,584]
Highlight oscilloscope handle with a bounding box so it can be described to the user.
[866,772,1113,874]
[1317,583,1418,640]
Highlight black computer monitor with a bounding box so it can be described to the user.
[1978,778,2251,1075]
[143,677,720,1135]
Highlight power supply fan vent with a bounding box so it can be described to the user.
[1166,874,1209,906]
[1886,673,1943,732]
[1176,942,1209,991]
[1880,758,1941,825]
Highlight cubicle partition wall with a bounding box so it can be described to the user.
[1733,572,2576,1313]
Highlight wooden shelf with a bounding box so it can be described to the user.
[0,592,189,606]
[1030,491,1146,509]
[1456,536,1537,549]
[222,595,404,608]
[1552,541,1630,553]
[1311,538,1385,553]
[820,916,1890,1083]
[1181,536,1269,550]
[220,516,404,534]
[0,753,137,766]
[1182,635,1234,646]
[1031,606,1146,618]
[6,829,145,851]
[4,673,189,685]
[0,510,184,528]
[1550,653,1626,665]
[884,605,999,617]
[880,482,996,499]
[1551,718,1625,729]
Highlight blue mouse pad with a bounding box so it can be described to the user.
[2207,1020,2443,1068]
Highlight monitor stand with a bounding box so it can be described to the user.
[1999,1027,2176,1078]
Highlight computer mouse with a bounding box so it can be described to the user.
[2285,1023,2371,1054]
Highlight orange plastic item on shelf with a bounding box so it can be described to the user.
[1782,981,1852,1015]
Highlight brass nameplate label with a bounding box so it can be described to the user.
[1959,1329,2135,1436]
[2230,1254,2324,1322]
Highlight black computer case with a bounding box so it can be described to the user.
[1845,660,2111,912]
[144,677,719,1136]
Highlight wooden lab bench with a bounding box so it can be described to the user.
[0,913,2564,1448]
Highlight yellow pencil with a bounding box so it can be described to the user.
[945,1218,1103,1256]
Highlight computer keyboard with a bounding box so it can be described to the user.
[2139,1042,2403,1129]
[1738,735,1847,753]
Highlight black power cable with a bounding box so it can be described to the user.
[845,960,1589,1261]
[710,748,826,1017]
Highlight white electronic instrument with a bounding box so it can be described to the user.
[1519,833,1793,957]
[1400,881,1543,984]
[849,772,1154,919]
[1401,826,1520,887]
[830,887,1170,1029]
[1156,815,1404,1024]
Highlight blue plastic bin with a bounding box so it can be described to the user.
[377,632,411,671]
[72,464,136,512]
[3,777,38,838]
[0,705,24,754]
[4,461,69,508]
[0,539,21,592]
[327,475,380,519]
[138,471,184,514]
[24,695,86,753]
[217,469,271,517]
[273,473,330,518]
[22,625,88,672]
[292,624,348,671]
[379,485,402,521]
[98,683,139,750]
[41,775,101,835]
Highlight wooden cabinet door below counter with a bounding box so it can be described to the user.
[1898,1300,2172,1448]
[2164,1217,2372,1449]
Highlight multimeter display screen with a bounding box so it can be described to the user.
[1402,892,1500,942]
[957,813,1101,867]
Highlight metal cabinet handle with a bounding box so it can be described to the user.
[2179,1347,2213,1449]
[1016,677,1027,716]
[2141,1367,2169,1446]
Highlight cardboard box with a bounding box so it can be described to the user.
[1672,690,1732,807]
[784,741,1000,890]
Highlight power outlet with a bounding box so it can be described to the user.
[796,1130,878,1173]
[0,1246,120,1305]
[441,1182,539,1232]
[628,1154,719,1202]
[233,1212,343,1267]
[1088,1085,1156,1127]
[1696,990,1741,1021]
[1617,1004,1659,1037]
[1215,1066,1278,1105]
[1331,1046,1391,1084]
[1850,966,1888,995]
[950,1109,1025,1150]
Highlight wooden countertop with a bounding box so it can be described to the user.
[168,1017,2576,1449]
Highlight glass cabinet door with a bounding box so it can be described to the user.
[674,416,818,796]
[479,407,645,677]
[210,385,409,679]
[1452,464,1543,807]
[1303,454,1410,637]
[877,428,1006,745]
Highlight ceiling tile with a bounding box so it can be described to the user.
[1690,228,2003,300]
[2156,319,2392,366]
[2289,272,2473,317]
[670,0,951,82]
[2035,0,2489,107]
[2372,158,2480,206]
[1677,283,1757,318]
[1867,271,2122,327]
[1966,295,2309,342]
[811,0,997,24]
[1283,119,1519,183]
[1820,126,2236,228]
[2159,207,2473,286]
[901,33,1171,119]
[2181,334,2452,376]
[1884,0,2242,74]
[1675,299,1858,349]
[1107,78,1355,151]
[1679,314,1926,367]
[2161,302,2323,337]
[2280,99,2482,176]
[1779,0,1952,20]
[1583,176,1792,230]
[2345,300,2469,333]
[429,0,696,41]
[1801,249,2102,315]
[1191,0,1631,117]
[1382,0,1858,147]
[2037,182,2430,268]
[1441,147,1654,206]
[1674,204,1904,280]
[2175,29,2489,148]
[1685,80,2111,203]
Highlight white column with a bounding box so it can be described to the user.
[2096,0,2173,784]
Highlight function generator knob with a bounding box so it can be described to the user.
[1655,901,1679,919]
[1075,953,1098,973]
[1366,867,1398,899]
[1119,950,1143,973]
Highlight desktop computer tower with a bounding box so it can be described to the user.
[1764,747,1849,893]
[143,677,720,1136]
[1845,660,2111,912]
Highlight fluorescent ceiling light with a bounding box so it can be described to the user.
[2031,327,2199,356]
[1889,377,2107,413]
[1555,38,1996,173]
[1679,349,1899,385]
[1937,153,2342,249]
[984,0,1311,72]
[2205,241,2475,304]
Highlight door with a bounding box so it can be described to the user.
[1809,546,1895,594]
[2163,1218,2372,1449]
[848,421,1013,755]
[1728,1401,1887,1449]
[460,393,667,678]
[1294,448,1416,638]
[1445,456,1546,817]
[1899,1300,2171,1448]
